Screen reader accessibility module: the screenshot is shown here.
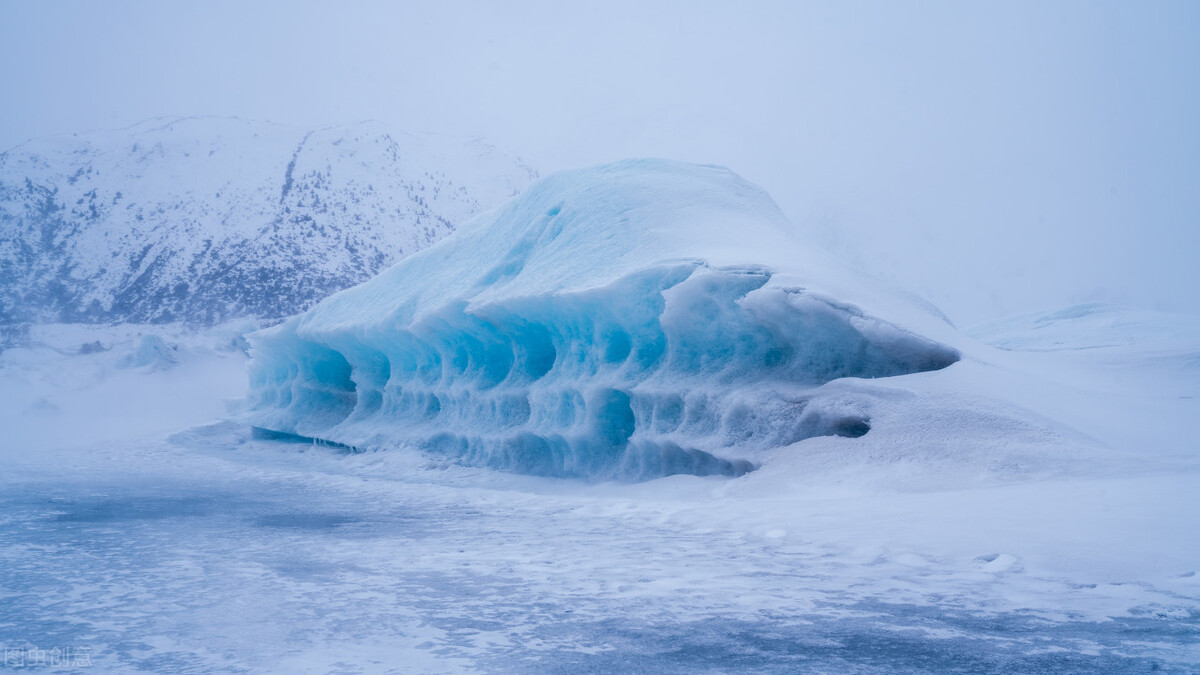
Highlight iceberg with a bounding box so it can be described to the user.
[245,159,959,479]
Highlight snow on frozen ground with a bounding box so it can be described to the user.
[1,160,1198,671]
[0,323,251,453]
[0,308,1198,672]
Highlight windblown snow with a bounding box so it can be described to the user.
[7,161,1199,672]
[246,160,960,479]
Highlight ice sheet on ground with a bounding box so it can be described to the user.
[3,299,1198,671]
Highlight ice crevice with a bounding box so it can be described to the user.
[245,159,959,480]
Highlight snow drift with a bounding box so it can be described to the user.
[245,160,959,479]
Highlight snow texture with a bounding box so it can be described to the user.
[245,160,959,480]
[0,116,536,328]
[4,305,1199,672]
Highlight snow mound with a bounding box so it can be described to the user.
[245,160,959,480]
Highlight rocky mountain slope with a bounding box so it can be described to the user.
[0,116,536,328]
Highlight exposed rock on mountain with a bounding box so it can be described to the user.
[0,116,536,327]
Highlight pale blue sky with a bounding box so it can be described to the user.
[2,0,1197,324]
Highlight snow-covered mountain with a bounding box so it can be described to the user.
[0,116,536,328]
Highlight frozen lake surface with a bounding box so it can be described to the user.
[3,422,1198,672]
[2,305,1199,673]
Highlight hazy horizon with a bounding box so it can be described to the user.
[3,0,1197,325]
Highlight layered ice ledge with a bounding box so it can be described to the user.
[245,160,959,479]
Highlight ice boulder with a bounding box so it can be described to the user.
[119,334,178,370]
[245,159,959,480]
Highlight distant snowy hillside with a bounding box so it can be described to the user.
[0,116,536,327]
[967,302,1200,354]
[246,160,967,480]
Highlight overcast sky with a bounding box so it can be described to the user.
[2,0,1197,325]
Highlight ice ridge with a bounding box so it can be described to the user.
[245,160,959,480]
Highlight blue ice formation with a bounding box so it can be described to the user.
[245,160,959,480]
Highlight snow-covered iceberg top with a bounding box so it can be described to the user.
[245,159,959,480]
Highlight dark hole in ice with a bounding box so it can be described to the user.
[830,417,871,438]
[592,388,636,447]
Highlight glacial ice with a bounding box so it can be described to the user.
[245,160,959,479]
